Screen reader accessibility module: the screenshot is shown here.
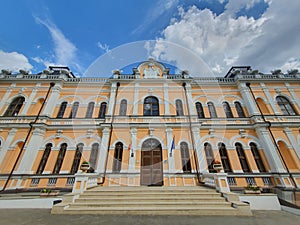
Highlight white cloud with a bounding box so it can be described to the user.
[34,16,83,73]
[152,0,300,76]
[0,50,33,72]
[97,42,110,53]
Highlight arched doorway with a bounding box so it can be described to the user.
[140,138,163,186]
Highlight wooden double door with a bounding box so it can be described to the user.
[140,138,163,186]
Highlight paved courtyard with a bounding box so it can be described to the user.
[0,209,299,225]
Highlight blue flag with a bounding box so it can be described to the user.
[170,137,175,156]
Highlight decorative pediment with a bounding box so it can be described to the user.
[137,59,166,79]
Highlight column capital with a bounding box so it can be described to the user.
[130,127,137,134]
[102,127,111,135]
[32,128,46,136]
[283,127,292,134]
[8,128,17,135]
[165,127,173,133]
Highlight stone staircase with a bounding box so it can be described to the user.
[52,186,252,216]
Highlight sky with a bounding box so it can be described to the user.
[0,0,300,77]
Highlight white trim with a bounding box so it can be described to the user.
[138,136,165,149]
[41,135,75,148]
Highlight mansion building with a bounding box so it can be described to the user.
[0,60,299,202]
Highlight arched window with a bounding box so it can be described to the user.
[36,143,52,174]
[204,143,214,173]
[180,142,191,173]
[4,96,25,116]
[276,96,298,115]
[195,102,205,118]
[223,102,233,118]
[98,102,107,118]
[278,141,299,170]
[250,142,266,172]
[144,96,159,116]
[207,102,217,118]
[57,101,67,118]
[235,143,250,172]
[86,102,95,118]
[70,143,83,174]
[175,99,184,116]
[234,101,246,118]
[218,143,232,172]
[89,143,99,170]
[256,98,270,114]
[69,102,79,118]
[119,99,127,116]
[53,143,67,174]
[113,142,123,172]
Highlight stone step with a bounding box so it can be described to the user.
[75,196,226,203]
[88,186,212,192]
[70,201,231,208]
[80,192,221,198]
[61,206,245,216]
[51,186,252,216]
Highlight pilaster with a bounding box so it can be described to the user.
[128,127,137,172]
[164,83,170,115]
[185,83,195,115]
[19,84,40,116]
[283,127,300,159]
[166,127,175,173]
[41,84,62,117]
[255,127,286,173]
[0,128,17,166]
[192,126,207,172]
[286,83,300,110]
[96,127,111,174]
[107,83,117,116]
[131,82,139,115]
[15,128,46,174]
[0,85,14,114]
[261,83,280,114]
[238,83,260,116]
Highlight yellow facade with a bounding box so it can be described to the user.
[0,60,299,196]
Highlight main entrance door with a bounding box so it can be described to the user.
[140,138,163,186]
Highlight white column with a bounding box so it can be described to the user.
[284,128,300,160]
[0,128,17,166]
[286,83,300,109]
[0,85,14,114]
[261,83,280,114]
[107,83,117,116]
[185,83,195,115]
[192,126,207,172]
[164,83,170,115]
[238,83,260,116]
[166,127,175,173]
[128,127,137,172]
[15,128,46,174]
[255,127,286,173]
[41,84,62,117]
[133,82,139,115]
[96,127,111,174]
[19,85,39,116]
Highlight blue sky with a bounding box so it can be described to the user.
[0,0,299,77]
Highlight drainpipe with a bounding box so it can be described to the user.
[98,82,120,185]
[0,82,55,192]
[246,82,298,189]
[182,82,202,183]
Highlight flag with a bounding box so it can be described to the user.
[128,143,132,151]
[170,137,175,157]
